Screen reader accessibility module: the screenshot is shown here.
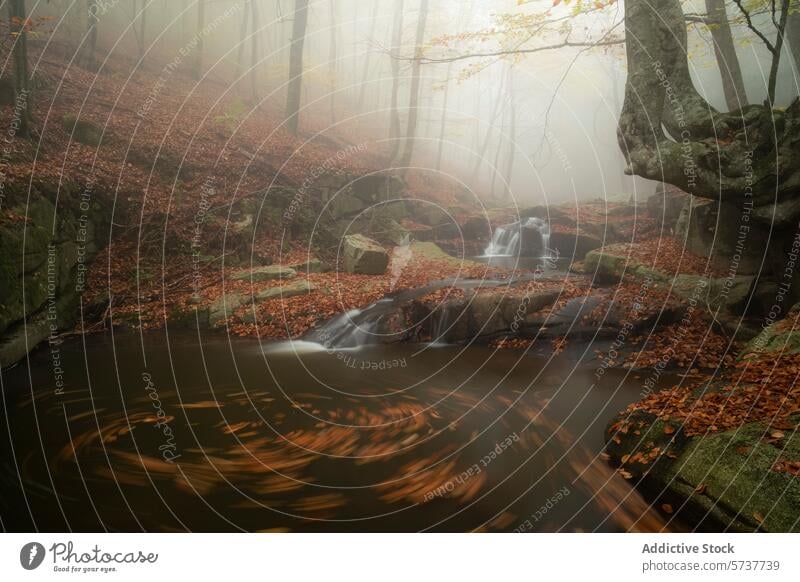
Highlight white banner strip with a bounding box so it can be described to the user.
[1,533,798,580]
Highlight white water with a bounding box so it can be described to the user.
[483,217,551,258]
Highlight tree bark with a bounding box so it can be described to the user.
[285,0,309,136]
[618,0,800,225]
[398,0,430,170]
[704,0,748,110]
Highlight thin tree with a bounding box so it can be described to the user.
[285,0,309,135]
[704,0,748,109]
[357,0,381,110]
[250,0,261,100]
[502,69,517,200]
[398,0,430,170]
[785,1,800,78]
[732,0,790,104]
[193,0,206,80]
[84,0,99,70]
[436,61,453,170]
[137,0,147,61]
[387,0,405,160]
[235,1,250,90]
[328,0,338,124]
[7,0,30,137]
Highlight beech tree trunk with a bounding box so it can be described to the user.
[285,0,309,136]
[617,0,800,226]
[704,0,748,110]
[398,0,430,170]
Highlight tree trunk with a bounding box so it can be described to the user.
[84,0,99,70]
[329,0,338,124]
[618,0,800,226]
[285,0,309,136]
[471,68,507,185]
[398,0,430,170]
[138,0,147,61]
[388,0,405,161]
[235,1,249,89]
[503,69,516,200]
[436,62,453,171]
[7,0,30,137]
[193,0,205,80]
[250,0,260,100]
[704,0,748,110]
[357,0,380,110]
[787,8,800,77]
[767,0,791,106]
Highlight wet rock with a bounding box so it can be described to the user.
[605,412,800,532]
[549,230,601,260]
[343,234,389,275]
[231,265,297,282]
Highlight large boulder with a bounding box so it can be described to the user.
[675,196,769,276]
[343,235,389,275]
[606,411,800,532]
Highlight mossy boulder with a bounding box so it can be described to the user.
[62,114,104,147]
[343,234,389,275]
[231,265,297,282]
[606,412,800,532]
[208,293,248,327]
[255,279,316,302]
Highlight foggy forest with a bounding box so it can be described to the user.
[0,0,799,535]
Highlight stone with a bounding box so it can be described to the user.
[62,113,104,147]
[288,258,324,273]
[328,191,367,218]
[208,293,248,327]
[231,265,296,282]
[255,280,316,302]
[675,196,769,276]
[605,412,800,532]
[343,234,389,275]
[549,231,602,260]
[462,215,491,240]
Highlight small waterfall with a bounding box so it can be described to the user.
[483,217,551,258]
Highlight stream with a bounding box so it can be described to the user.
[0,321,679,532]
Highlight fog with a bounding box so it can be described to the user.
[26,0,799,206]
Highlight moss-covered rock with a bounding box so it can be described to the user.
[606,412,800,532]
[62,113,104,146]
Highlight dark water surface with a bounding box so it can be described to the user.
[0,330,676,532]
